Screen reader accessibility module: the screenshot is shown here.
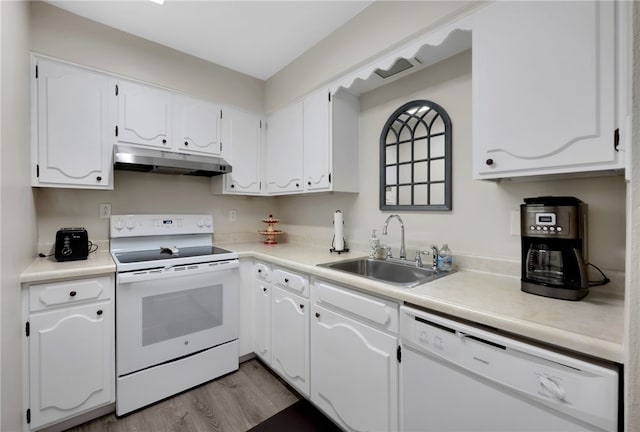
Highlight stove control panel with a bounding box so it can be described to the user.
[110,214,213,237]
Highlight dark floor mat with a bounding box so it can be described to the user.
[248,399,342,432]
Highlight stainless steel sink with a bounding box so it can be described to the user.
[319,257,452,288]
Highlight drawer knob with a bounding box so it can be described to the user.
[69,291,77,297]
[184,141,189,146]
[96,309,103,316]
[258,269,262,273]
[263,287,267,293]
[315,312,320,318]
[299,304,304,309]
[284,278,289,283]
[485,158,494,166]
[96,176,102,182]
[162,139,167,144]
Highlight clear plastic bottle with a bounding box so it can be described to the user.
[437,244,453,272]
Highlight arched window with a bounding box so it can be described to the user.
[380,100,452,211]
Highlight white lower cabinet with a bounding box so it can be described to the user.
[24,276,115,431]
[253,276,272,365]
[311,280,399,432]
[253,262,310,396]
[272,287,310,397]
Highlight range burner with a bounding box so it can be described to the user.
[114,245,235,264]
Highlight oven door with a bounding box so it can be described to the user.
[116,260,239,376]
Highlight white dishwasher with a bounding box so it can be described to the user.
[400,306,619,432]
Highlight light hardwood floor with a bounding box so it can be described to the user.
[65,359,300,432]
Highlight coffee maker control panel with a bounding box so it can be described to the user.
[528,212,565,233]
[521,205,585,240]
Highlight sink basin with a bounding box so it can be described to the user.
[319,257,452,288]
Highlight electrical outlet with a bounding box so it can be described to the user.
[100,203,111,219]
[510,210,520,236]
[229,210,237,222]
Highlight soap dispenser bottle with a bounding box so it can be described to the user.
[369,229,379,258]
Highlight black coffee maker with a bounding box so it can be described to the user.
[520,196,589,300]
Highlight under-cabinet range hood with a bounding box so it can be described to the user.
[113,144,232,177]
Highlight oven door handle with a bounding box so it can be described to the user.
[117,260,239,284]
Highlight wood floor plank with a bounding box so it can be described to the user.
[64,359,298,432]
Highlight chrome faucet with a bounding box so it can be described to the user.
[382,214,406,259]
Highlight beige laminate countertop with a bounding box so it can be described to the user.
[229,242,624,364]
[19,243,624,363]
[20,250,116,284]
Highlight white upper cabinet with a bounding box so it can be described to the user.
[266,101,304,194]
[118,80,225,158]
[211,107,263,194]
[303,89,331,191]
[265,88,359,196]
[472,0,622,179]
[33,58,115,189]
[117,80,172,150]
[173,94,222,156]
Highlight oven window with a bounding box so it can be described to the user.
[142,284,223,346]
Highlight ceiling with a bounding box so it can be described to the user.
[45,0,373,80]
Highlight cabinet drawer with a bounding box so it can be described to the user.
[271,267,309,297]
[29,276,114,312]
[255,262,271,281]
[312,280,399,333]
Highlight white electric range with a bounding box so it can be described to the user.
[110,214,239,415]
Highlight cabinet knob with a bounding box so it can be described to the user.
[162,139,167,144]
[184,141,189,146]
[485,158,494,166]
[315,312,320,318]
[296,183,300,188]
[230,184,235,188]
[258,269,262,273]
[96,176,102,182]
[263,287,267,292]
[284,278,289,283]
[97,309,103,316]
[307,181,311,186]
[299,304,304,309]
[69,291,77,297]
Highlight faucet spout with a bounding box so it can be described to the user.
[382,214,406,259]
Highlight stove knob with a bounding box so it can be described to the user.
[114,219,124,231]
[197,218,204,228]
[205,218,212,228]
[126,218,134,230]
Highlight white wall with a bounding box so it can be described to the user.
[30,2,275,247]
[276,50,626,272]
[1,1,36,431]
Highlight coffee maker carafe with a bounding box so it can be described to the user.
[520,196,589,300]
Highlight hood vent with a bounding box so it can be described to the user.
[113,144,232,177]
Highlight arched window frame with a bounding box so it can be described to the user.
[379,99,452,211]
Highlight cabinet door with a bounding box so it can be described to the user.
[473,1,618,179]
[266,101,304,194]
[311,304,398,431]
[117,80,172,150]
[303,89,331,191]
[222,107,263,194]
[272,287,310,397]
[34,59,114,189]
[253,280,272,365]
[173,95,222,156]
[29,301,114,430]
